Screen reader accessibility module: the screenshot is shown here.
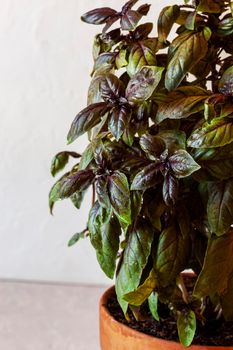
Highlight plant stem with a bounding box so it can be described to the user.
[177,274,189,304]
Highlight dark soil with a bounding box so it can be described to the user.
[107,289,233,346]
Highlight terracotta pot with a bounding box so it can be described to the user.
[99,286,233,350]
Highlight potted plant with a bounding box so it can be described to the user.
[49,0,233,348]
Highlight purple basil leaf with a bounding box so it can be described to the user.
[81,8,118,25]
[108,171,131,226]
[218,65,233,96]
[67,102,110,144]
[131,162,161,190]
[51,151,81,177]
[137,4,151,16]
[140,134,166,157]
[169,150,201,178]
[120,10,142,31]
[133,22,153,40]
[122,0,139,12]
[59,170,95,198]
[108,106,131,141]
[49,170,95,213]
[100,74,125,101]
[96,175,111,208]
[162,172,178,206]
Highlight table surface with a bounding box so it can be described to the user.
[0,281,107,350]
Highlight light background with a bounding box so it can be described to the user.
[1,0,177,285]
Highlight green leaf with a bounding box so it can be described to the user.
[116,218,155,313]
[185,11,197,31]
[158,130,186,152]
[207,179,233,236]
[51,151,81,177]
[70,190,86,210]
[148,292,160,321]
[108,106,131,141]
[220,272,233,321]
[68,229,87,247]
[126,66,164,105]
[194,231,233,298]
[130,190,142,222]
[115,49,128,69]
[123,269,157,306]
[96,216,121,279]
[140,134,166,157]
[88,202,119,278]
[177,310,196,347]
[165,32,209,91]
[108,171,131,225]
[197,0,222,13]
[127,40,157,77]
[49,170,95,213]
[155,225,191,287]
[188,118,233,148]
[67,102,110,144]
[218,65,233,96]
[131,162,161,190]
[157,5,180,43]
[156,86,208,123]
[92,52,116,75]
[195,143,233,180]
[169,150,201,178]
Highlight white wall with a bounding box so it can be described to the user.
[0,0,176,284]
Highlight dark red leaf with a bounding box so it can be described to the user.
[81,8,118,25]
[162,172,178,206]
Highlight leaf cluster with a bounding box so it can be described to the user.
[50,0,233,346]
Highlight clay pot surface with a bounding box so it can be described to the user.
[99,286,233,350]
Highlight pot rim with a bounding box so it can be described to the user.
[100,284,233,350]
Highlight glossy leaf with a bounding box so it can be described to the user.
[81,8,118,25]
[68,229,87,247]
[51,151,81,177]
[188,118,233,148]
[67,103,110,144]
[165,32,209,91]
[158,5,180,43]
[207,179,233,236]
[95,176,110,208]
[158,130,186,152]
[195,143,233,180]
[126,66,164,105]
[108,171,131,225]
[49,170,95,213]
[100,74,125,101]
[155,225,191,287]
[140,134,166,157]
[194,231,233,298]
[133,22,153,40]
[127,40,157,77]
[148,292,160,321]
[108,106,131,141]
[156,86,208,123]
[162,172,179,206]
[218,66,233,96]
[177,310,196,347]
[123,269,157,306]
[131,162,161,190]
[169,150,201,178]
[116,218,155,313]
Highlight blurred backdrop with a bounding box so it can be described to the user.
[0,0,177,285]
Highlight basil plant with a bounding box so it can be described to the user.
[50,0,233,346]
